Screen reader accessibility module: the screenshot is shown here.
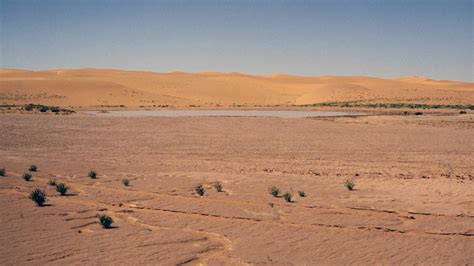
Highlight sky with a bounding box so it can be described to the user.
[0,0,472,81]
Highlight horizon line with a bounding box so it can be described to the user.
[2,67,472,83]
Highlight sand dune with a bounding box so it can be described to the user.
[1,68,473,107]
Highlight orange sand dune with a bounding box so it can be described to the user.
[1,68,473,107]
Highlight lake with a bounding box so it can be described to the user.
[83,110,361,118]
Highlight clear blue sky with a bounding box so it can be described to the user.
[1,0,472,81]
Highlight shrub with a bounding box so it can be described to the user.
[99,214,113,228]
[25,104,35,111]
[283,192,293,202]
[23,172,32,181]
[50,107,60,113]
[298,191,306,197]
[122,179,129,186]
[88,170,97,179]
[415,112,423,116]
[214,182,222,192]
[269,186,280,197]
[460,110,467,114]
[0,168,5,176]
[29,189,46,206]
[39,105,48,112]
[29,165,37,172]
[195,185,205,196]
[345,180,355,191]
[47,179,57,186]
[55,183,69,196]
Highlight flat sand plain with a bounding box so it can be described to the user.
[0,112,473,265]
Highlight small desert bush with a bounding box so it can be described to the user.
[0,168,5,176]
[23,172,32,181]
[214,182,222,192]
[88,170,97,179]
[29,165,37,172]
[283,192,293,202]
[39,105,48,112]
[25,104,35,111]
[99,214,113,228]
[55,183,69,196]
[195,185,205,196]
[460,110,467,114]
[269,186,280,197]
[122,178,129,186]
[304,102,474,110]
[345,180,355,191]
[47,179,57,186]
[29,189,46,206]
[415,112,423,116]
[298,191,306,197]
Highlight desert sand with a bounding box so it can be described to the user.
[0,112,473,264]
[1,68,473,107]
[0,67,473,264]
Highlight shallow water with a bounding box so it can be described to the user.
[83,110,361,118]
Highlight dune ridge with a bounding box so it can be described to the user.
[1,68,473,107]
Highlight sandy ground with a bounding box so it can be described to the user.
[1,68,473,107]
[0,112,473,265]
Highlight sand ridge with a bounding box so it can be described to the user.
[1,68,473,107]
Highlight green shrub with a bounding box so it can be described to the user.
[283,192,293,202]
[23,172,32,181]
[214,182,222,192]
[99,214,113,228]
[122,179,129,186]
[298,191,306,197]
[25,104,35,111]
[55,183,69,196]
[269,186,280,197]
[29,165,37,172]
[195,185,205,196]
[47,179,57,186]
[23,104,74,114]
[29,189,46,206]
[0,168,5,176]
[301,101,474,111]
[88,170,97,179]
[345,180,355,191]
